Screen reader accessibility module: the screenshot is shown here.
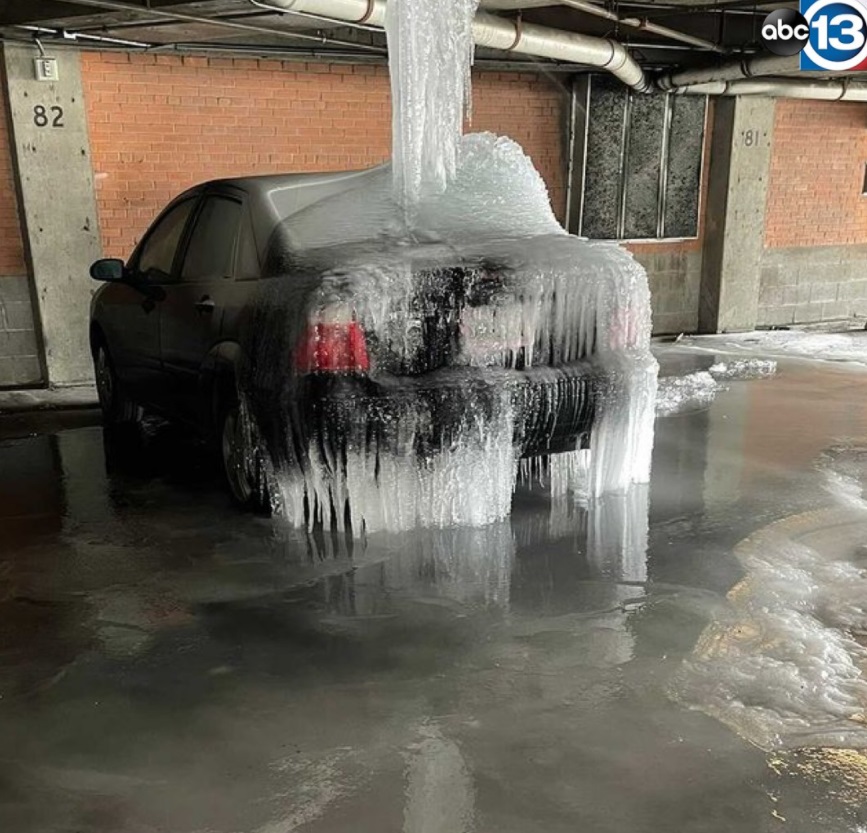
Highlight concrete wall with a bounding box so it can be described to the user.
[0,275,41,386]
[81,53,568,257]
[630,245,703,335]
[0,64,40,388]
[3,44,101,385]
[758,244,867,326]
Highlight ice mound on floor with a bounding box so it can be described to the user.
[656,371,719,416]
[673,517,867,750]
[656,359,777,417]
[684,330,867,367]
[708,358,777,380]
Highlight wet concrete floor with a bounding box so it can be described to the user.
[3,349,867,832]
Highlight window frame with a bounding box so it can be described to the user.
[177,191,246,284]
[575,78,708,244]
[129,195,200,285]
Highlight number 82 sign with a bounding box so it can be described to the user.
[800,0,867,70]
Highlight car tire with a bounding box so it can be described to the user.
[93,342,141,426]
[220,402,270,512]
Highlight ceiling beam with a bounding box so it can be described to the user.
[0,0,199,26]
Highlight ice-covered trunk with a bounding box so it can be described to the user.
[239,0,658,534]
[386,0,479,210]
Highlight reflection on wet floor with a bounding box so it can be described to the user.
[3,352,867,831]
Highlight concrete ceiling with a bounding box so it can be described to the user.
[0,0,806,70]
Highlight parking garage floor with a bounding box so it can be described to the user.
[3,347,867,833]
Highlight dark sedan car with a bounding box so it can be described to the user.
[89,169,621,521]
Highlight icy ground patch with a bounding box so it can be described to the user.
[656,371,718,417]
[820,445,867,513]
[674,449,867,751]
[681,330,867,367]
[707,359,777,380]
[656,359,777,416]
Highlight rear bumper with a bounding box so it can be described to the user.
[301,361,602,458]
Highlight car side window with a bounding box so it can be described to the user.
[180,196,243,282]
[136,198,196,282]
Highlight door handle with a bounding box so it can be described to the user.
[195,296,215,314]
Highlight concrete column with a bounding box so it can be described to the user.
[2,44,101,385]
[699,96,774,333]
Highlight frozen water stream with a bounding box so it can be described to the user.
[386,0,479,210]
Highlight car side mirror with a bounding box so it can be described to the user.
[90,258,125,282]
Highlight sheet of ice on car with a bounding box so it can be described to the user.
[245,134,657,532]
[272,387,518,532]
[271,134,564,254]
[241,0,657,532]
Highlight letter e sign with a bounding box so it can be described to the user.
[33,57,59,82]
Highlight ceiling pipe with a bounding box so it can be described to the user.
[608,0,770,14]
[2,27,607,70]
[49,0,864,102]
[248,1,867,100]
[248,0,382,32]
[49,0,386,52]
[479,1,557,7]
[556,0,725,53]
[670,77,867,100]
[654,54,867,101]
[17,23,149,48]
[657,54,797,89]
[259,0,653,90]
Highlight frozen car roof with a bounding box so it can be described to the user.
[202,168,376,226]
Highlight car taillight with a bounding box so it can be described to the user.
[609,305,641,351]
[294,309,370,374]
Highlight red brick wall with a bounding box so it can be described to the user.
[765,100,867,249]
[469,70,565,218]
[0,76,25,276]
[81,53,566,257]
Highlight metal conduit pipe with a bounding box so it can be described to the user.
[670,77,867,99]
[60,0,861,102]
[257,0,387,22]
[557,0,724,53]
[53,0,386,52]
[262,0,653,90]
[480,1,559,8]
[248,0,383,32]
[657,54,798,88]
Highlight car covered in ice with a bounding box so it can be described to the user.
[90,135,656,531]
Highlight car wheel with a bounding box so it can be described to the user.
[220,403,269,511]
[94,343,140,426]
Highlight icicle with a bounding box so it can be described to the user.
[385,0,480,212]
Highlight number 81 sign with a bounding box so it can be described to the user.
[800,0,867,70]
